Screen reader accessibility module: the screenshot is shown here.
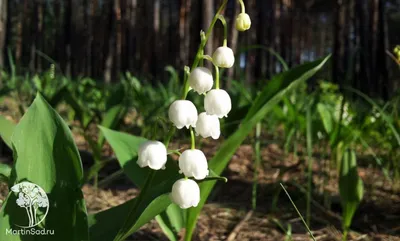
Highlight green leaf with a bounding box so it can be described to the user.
[105,84,125,110]
[0,115,16,149]
[89,191,172,241]
[99,126,171,186]
[155,204,186,241]
[0,93,88,241]
[317,103,333,134]
[48,85,68,107]
[97,105,127,147]
[96,127,182,240]
[345,87,400,147]
[339,149,364,230]
[185,55,331,240]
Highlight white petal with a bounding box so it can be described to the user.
[168,100,198,129]
[189,67,214,95]
[137,141,167,170]
[179,149,209,180]
[195,112,220,139]
[212,46,235,68]
[170,178,200,209]
[204,89,232,118]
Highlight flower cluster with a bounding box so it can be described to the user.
[136,0,251,210]
[167,46,235,208]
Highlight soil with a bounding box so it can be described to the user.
[0,104,399,241]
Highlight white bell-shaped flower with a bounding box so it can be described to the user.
[179,149,209,180]
[168,100,198,129]
[137,141,167,170]
[170,178,200,209]
[204,89,232,118]
[189,67,213,95]
[235,13,251,31]
[212,46,235,68]
[195,112,220,139]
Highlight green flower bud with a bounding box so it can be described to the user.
[235,13,251,32]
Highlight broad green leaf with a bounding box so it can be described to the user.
[0,115,16,149]
[185,56,331,240]
[339,149,364,230]
[0,93,88,241]
[244,57,329,121]
[98,126,181,187]
[97,105,127,147]
[223,104,251,137]
[317,103,333,134]
[89,191,172,241]
[156,204,186,241]
[96,127,181,240]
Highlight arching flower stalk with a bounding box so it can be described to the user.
[135,0,250,210]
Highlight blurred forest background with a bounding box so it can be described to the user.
[0,0,399,98]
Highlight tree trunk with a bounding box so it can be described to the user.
[153,0,161,78]
[376,0,388,99]
[127,0,137,73]
[245,0,257,84]
[114,0,122,79]
[203,0,214,68]
[179,0,192,66]
[332,0,346,85]
[0,0,7,69]
[104,0,116,83]
[227,0,239,82]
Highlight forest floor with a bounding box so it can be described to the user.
[0,104,399,241]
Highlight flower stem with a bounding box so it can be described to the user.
[238,0,246,13]
[217,15,228,47]
[168,150,182,156]
[190,127,196,150]
[181,0,228,99]
[164,126,176,147]
[215,65,220,89]
[201,55,213,62]
[113,170,156,241]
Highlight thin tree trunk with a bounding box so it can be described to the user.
[333,0,345,85]
[376,0,388,99]
[85,0,93,76]
[369,0,379,95]
[36,0,44,71]
[227,0,239,82]
[203,0,214,68]
[153,0,161,78]
[104,0,116,83]
[115,0,122,79]
[245,0,257,84]
[127,0,137,73]
[64,0,72,77]
[0,0,7,69]
[179,0,192,66]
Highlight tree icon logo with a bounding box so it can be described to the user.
[10,182,50,228]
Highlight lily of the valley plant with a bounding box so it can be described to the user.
[137,0,251,209]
